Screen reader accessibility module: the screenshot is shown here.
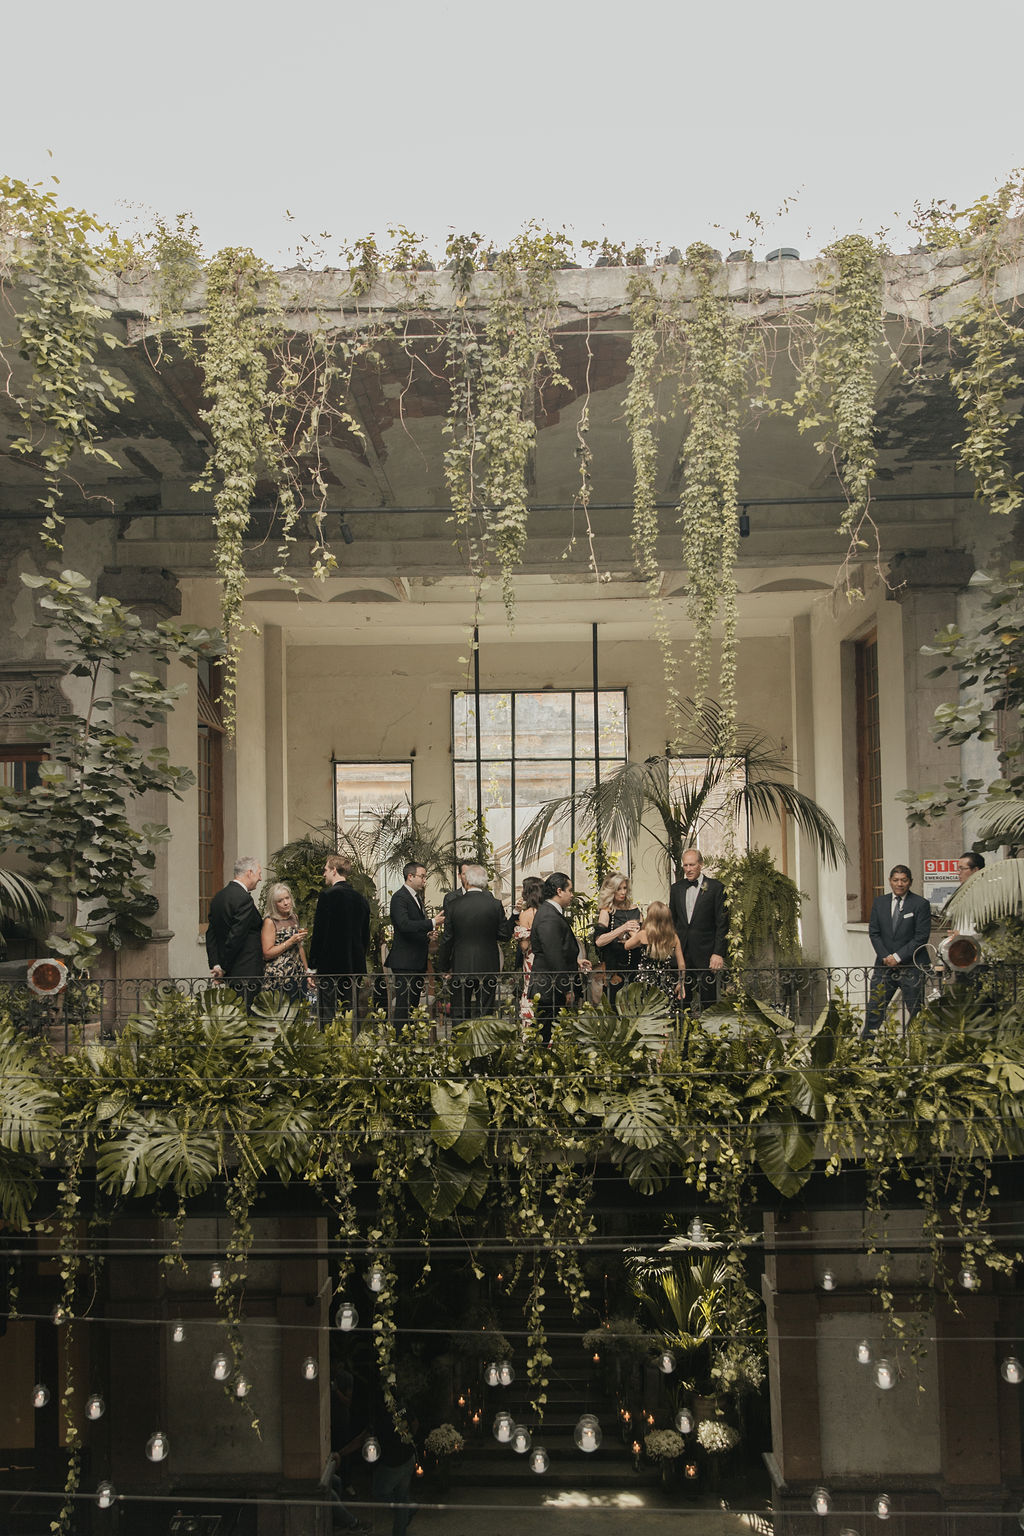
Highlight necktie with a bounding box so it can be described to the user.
[891,895,903,922]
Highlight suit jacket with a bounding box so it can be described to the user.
[868,890,932,965]
[530,900,581,987]
[385,885,433,972]
[205,880,264,978]
[438,891,510,974]
[669,875,729,970]
[308,880,371,975]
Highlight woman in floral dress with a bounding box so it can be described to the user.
[262,883,309,1002]
[513,876,545,1024]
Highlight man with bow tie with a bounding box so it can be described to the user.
[864,864,932,1036]
[669,848,729,1008]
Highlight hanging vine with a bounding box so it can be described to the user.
[675,244,745,744]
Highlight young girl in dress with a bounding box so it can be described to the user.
[623,900,684,1000]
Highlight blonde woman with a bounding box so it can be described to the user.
[592,874,642,1005]
[262,883,309,1001]
[623,901,684,1002]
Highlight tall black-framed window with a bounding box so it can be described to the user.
[333,761,415,906]
[452,690,627,899]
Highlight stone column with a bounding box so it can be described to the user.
[887,548,973,879]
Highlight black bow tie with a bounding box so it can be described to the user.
[686,879,700,887]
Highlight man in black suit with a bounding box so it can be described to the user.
[308,853,372,1024]
[864,864,932,1036]
[530,872,590,1043]
[437,864,510,1022]
[442,859,471,917]
[669,848,729,1008]
[206,855,264,1009]
[385,861,440,1033]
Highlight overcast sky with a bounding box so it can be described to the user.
[5,0,1021,267]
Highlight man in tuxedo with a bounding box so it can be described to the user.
[437,864,510,1022]
[669,848,729,1008]
[308,853,372,1023]
[385,862,440,1033]
[864,864,932,1036]
[442,859,471,917]
[530,872,591,1042]
[206,855,264,1009]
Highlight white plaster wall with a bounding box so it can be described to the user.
[285,634,791,908]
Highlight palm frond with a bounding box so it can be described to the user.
[946,859,1024,929]
[975,800,1024,848]
[0,867,49,942]
[737,779,847,867]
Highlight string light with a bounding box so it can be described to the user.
[335,1302,358,1332]
[96,1481,117,1509]
[362,1437,381,1464]
[820,1269,836,1292]
[528,1446,549,1474]
[484,1362,500,1387]
[171,1321,186,1343]
[874,1492,891,1519]
[302,1356,318,1380]
[511,1424,532,1454]
[32,1384,50,1409]
[211,1354,230,1382]
[365,1264,384,1293]
[958,1263,980,1291]
[856,1339,872,1365]
[1002,1355,1023,1384]
[497,1360,515,1387]
[658,1349,675,1374]
[85,1395,105,1420]
[146,1431,170,1462]
[675,1407,694,1434]
[234,1375,251,1399]
[209,1263,224,1289]
[812,1486,831,1515]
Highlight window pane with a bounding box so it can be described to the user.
[334,762,414,905]
[574,692,628,759]
[455,761,513,899]
[514,693,573,759]
[453,692,512,759]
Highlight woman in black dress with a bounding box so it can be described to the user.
[623,900,684,1006]
[592,874,642,1007]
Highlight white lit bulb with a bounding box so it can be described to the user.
[529,1446,549,1474]
[1002,1355,1024,1385]
[856,1339,872,1365]
[32,1383,50,1409]
[497,1360,515,1387]
[574,1413,602,1453]
[493,1411,513,1444]
[820,1269,836,1292]
[484,1361,499,1387]
[85,1395,105,1421]
[336,1302,358,1332]
[234,1375,251,1399]
[874,1492,892,1520]
[302,1356,318,1380]
[675,1407,694,1435]
[52,1304,69,1326]
[362,1436,381,1464]
[212,1353,230,1381]
[146,1431,169,1462]
[512,1424,532,1454]
[958,1263,980,1292]
[209,1263,224,1289]
[658,1350,676,1374]
[96,1481,117,1509]
[171,1321,186,1344]
[873,1358,896,1391]
[812,1486,831,1515]
[688,1217,705,1242]
[365,1264,384,1293]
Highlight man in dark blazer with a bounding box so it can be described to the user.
[442,860,471,916]
[530,872,590,1042]
[864,864,932,1036]
[669,847,729,1008]
[437,864,510,1022]
[385,861,439,1033]
[206,855,264,1009]
[308,853,371,1024]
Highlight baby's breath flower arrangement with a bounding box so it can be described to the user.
[424,1424,464,1457]
[696,1418,739,1454]
[644,1428,686,1462]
